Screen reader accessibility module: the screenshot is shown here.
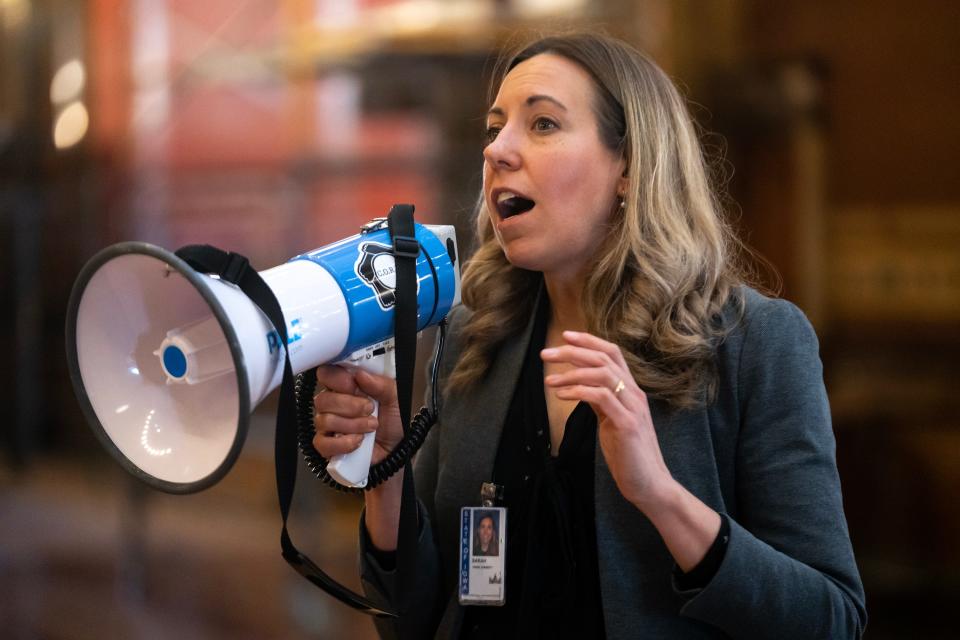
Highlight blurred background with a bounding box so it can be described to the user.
[1,0,958,638]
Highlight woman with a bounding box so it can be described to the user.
[312,32,866,639]
[473,513,499,557]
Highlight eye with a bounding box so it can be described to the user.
[484,125,502,144]
[533,117,558,132]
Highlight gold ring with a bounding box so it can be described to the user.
[613,379,625,395]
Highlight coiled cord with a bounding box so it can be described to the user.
[295,320,447,493]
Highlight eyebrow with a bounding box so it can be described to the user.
[487,94,568,118]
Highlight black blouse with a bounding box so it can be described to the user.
[460,296,605,639]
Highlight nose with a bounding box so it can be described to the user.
[483,124,521,171]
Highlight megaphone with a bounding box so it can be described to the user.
[66,218,460,494]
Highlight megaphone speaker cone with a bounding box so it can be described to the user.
[66,242,251,494]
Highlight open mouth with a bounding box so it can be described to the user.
[495,191,536,219]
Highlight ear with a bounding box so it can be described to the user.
[614,150,629,194]
[616,167,629,199]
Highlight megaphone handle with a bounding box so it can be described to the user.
[325,399,378,488]
[325,346,394,488]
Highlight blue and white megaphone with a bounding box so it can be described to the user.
[66,218,460,494]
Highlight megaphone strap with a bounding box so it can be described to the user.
[388,205,418,440]
[174,242,399,619]
[387,204,432,629]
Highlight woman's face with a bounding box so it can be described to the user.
[479,517,494,546]
[483,53,626,283]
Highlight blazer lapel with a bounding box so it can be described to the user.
[435,283,545,523]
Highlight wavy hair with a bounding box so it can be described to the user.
[448,32,747,409]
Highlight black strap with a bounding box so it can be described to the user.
[388,205,418,440]
[386,205,422,625]
[174,241,396,618]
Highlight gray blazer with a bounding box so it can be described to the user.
[360,287,867,639]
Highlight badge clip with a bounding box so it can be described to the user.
[480,482,504,507]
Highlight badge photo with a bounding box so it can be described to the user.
[458,506,507,606]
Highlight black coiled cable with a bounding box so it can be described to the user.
[295,319,447,493]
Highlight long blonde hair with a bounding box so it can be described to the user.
[449,32,746,409]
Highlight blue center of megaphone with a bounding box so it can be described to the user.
[162,345,188,378]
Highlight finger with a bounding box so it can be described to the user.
[540,344,613,369]
[313,412,378,436]
[555,385,632,428]
[560,330,628,369]
[556,381,643,416]
[354,369,399,407]
[544,367,620,391]
[316,365,361,395]
[314,389,375,418]
[312,432,365,458]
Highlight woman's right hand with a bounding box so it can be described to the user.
[311,365,404,466]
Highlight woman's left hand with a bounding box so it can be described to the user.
[542,330,674,514]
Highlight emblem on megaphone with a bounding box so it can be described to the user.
[66,219,460,494]
[355,240,419,311]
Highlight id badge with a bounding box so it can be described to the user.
[458,506,507,606]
